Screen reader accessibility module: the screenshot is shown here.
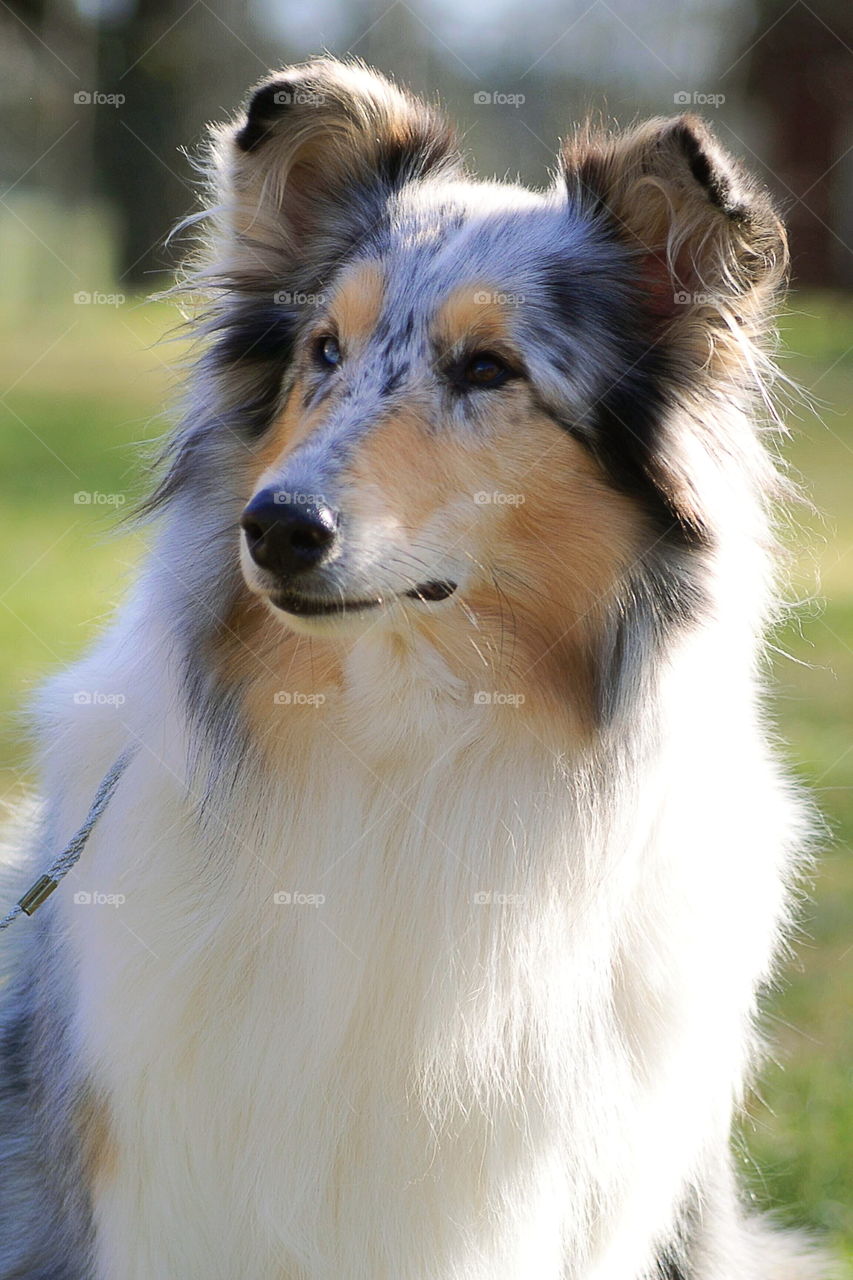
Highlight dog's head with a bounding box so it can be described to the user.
[163,60,786,723]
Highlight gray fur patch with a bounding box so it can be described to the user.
[0,904,94,1279]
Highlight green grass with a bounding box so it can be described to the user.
[0,291,851,1262]
[0,298,174,786]
[736,296,853,1264]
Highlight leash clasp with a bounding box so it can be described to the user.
[18,874,59,916]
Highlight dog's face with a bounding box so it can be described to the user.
[238,198,647,647]
[167,60,785,721]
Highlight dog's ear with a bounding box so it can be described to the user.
[210,59,461,283]
[561,115,787,349]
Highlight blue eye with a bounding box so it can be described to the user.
[316,334,342,368]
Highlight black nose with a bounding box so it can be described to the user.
[240,490,339,578]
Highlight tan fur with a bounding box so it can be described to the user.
[328,260,386,349]
[344,407,461,536]
[73,1087,118,1191]
[251,373,315,474]
[249,263,386,478]
[241,382,640,744]
[213,585,344,744]
[432,283,514,355]
[488,425,640,721]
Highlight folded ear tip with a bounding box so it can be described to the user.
[235,79,299,153]
[666,111,708,137]
[235,58,348,153]
[231,59,460,188]
[663,115,743,217]
[663,114,779,233]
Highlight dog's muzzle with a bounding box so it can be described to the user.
[240,486,457,619]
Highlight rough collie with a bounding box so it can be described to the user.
[0,58,828,1280]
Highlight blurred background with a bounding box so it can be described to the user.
[0,0,850,1264]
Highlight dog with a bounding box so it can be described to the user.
[0,58,829,1279]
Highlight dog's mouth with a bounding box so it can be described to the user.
[404,579,458,603]
[270,580,457,618]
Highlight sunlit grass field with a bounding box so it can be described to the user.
[0,292,850,1263]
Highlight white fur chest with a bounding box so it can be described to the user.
[64,716,582,1278]
[45,630,795,1280]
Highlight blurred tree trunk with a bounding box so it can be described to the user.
[92,0,192,289]
[745,0,853,287]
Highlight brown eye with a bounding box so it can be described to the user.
[315,334,341,368]
[462,352,512,388]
